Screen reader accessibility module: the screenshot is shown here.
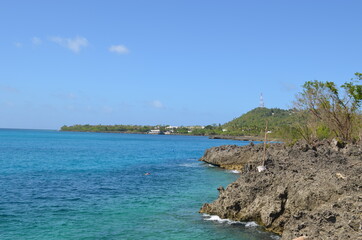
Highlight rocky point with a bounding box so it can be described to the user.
[199,140,362,240]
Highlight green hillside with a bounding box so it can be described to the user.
[223,107,303,136]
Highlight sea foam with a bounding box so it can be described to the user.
[202,214,258,227]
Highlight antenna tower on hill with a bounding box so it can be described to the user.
[259,93,265,108]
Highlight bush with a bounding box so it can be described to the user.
[295,72,362,142]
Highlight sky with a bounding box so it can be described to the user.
[0,0,361,129]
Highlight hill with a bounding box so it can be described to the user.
[222,107,301,136]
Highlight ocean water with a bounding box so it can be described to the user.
[0,129,279,240]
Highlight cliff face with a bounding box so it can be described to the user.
[199,141,361,240]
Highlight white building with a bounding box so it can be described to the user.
[166,126,179,129]
[149,129,161,134]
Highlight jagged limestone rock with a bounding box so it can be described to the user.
[199,140,362,240]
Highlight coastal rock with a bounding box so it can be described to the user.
[292,237,308,240]
[199,143,271,170]
[199,141,362,240]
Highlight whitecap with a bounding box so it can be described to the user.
[245,221,258,227]
[208,164,215,167]
[229,170,241,174]
[203,214,240,225]
[203,214,259,227]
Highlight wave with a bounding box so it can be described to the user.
[178,163,201,168]
[202,214,258,227]
[245,221,258,227]
[228,170,241,174]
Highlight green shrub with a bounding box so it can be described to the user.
[316,125,333,140]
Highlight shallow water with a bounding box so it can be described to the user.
[0,129,279,240]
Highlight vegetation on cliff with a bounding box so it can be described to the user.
[294,72,362,143]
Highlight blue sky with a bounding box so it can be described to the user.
[0,0,361,129]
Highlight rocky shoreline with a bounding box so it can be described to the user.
[199,140,361,240]
[208,135,265,142]
[208,135,281,142]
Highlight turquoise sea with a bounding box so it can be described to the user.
[0,129,279,240]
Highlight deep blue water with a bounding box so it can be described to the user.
[0,129,279,240]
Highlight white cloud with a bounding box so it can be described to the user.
[50,36,88,53]
[14,42,23,48]
[149,100,164,109]
[32,37,42,45]
[109,44,129,54]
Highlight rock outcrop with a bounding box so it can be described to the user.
[199,140,362,240]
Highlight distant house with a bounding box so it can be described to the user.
[149,129,161,134]
[166,126,179,129]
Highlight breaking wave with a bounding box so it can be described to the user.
[202,214,258,227]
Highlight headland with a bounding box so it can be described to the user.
[199,140,361,240]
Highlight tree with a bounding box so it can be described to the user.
[295,72,362,141]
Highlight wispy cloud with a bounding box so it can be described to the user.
[50,36,88,53]
[149,100,164,109]
[14,42,23,48]
[109,44,129,54]
[31,37,42,45]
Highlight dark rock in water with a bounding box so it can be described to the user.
[199,140,362,240]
